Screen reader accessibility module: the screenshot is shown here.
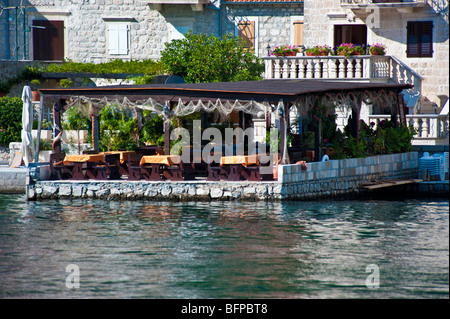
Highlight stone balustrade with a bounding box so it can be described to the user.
[265,55,409,84]
[369,114,449,145]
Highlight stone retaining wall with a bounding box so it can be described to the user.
[26,152,420,200]
[27,180,282,201]
[279,152,419,200]
[0,167,28,194]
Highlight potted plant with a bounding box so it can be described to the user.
[304,45,332,56]
[269,45,300,57]
[368,43,386,56]
[30,79,41,101]
[336,43,365,56]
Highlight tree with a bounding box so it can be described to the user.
[160,31,264,83]
[0,97,23,146]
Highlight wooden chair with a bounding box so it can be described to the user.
[49,152,72,180]
[127,153,143,181]
[94,154,121,180]
[162,165,183,181]
[241,155,275,181]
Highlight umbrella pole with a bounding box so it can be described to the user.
[35,94,44,163]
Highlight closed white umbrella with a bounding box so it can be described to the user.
[21,85,34,167]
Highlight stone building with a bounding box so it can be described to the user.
[0,0,304,62]
[302,0,449,111]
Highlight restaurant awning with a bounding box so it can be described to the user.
[38,79,412,104]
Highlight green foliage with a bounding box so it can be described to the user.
[99,105,137,151]
[0,65,42,93]
[330,119,416,159]
[59,79,73,88]
[39,139,53,151]
[45,59,162,75]
[0,96,23,146]
[140,111,165,146]
[160,31,264,83]
[62,106,91,131]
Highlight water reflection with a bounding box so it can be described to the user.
[0,195,448,298]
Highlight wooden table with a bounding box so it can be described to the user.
[100,151,136,164]
[100,151,136,175]
[140,155,181,180]
[63,154,105,179]
[220,155,259,181]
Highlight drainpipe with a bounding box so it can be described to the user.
[5,0,10,59]
[15,6,18,60]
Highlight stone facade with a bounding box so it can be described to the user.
[0,1,304,62]
[303,0,449,108]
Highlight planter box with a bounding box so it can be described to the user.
[32,130,52,141]
[39,150,52,162]
[62,130,89,143]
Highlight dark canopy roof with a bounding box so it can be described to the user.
[39,79,412,104]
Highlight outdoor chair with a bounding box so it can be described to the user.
[141,163,164,181]
[162,164,184,181]
[49,152,72,180]
[127,153,144,181]
[94,154,121,180]
[241,155,275,181]
[206,161,229,181]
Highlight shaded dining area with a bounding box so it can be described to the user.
[37,79,412,183]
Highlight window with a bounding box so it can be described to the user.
[32,20,64,61]
[108,24,129,55]
[293,20,304,47]
[238,21,255,50]
[236,17,258,55]
[407,21,433,58]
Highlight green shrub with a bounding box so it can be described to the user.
[140,111,165,146]
[0,96,23,146]
[330,119,416,159]
[99,105,137,151]
[160,31,264,83]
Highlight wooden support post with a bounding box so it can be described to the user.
[135,107,143,146]
[52,99,63,153]
[34,94,44,163]
[92,115,100,152]
[164,120,170,155]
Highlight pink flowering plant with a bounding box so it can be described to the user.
[336,43,365,56]
[368,43,386,55]
[304,45,332,56]
[269,44,300,57]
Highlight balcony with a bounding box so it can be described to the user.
[340,0,427,14]
[264,55,422,94]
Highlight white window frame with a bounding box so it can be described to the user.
[103,18,132,58]
[290,15,304,47]
[234,16,259,57]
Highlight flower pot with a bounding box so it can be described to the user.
[32,90,40,102]
[306,52,329,57]
[277,51,297,57]
[370,52,385,56]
